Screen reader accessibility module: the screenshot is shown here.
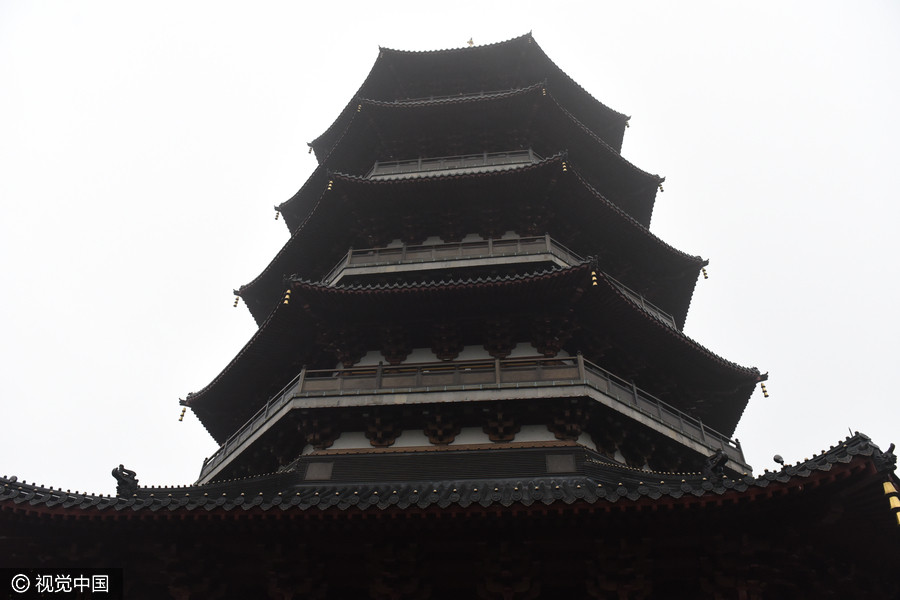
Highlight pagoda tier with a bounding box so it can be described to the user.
[197,388,749,484]
[246,157,703,327]
[192,263,760,444]
[312,33,630,160]
[305,83,660,226]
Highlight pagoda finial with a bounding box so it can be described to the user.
[467,38,474,47]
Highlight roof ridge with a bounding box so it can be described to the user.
[377,32,532,55]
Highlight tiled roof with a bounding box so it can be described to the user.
[377,32,535,56]
[290,261,583,294]
[596,269,761,379]
[1,434,894,517]
[312,84,658,221]
[311,33,628,160]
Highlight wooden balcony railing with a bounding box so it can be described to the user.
[390,88,522,104]
[321,235,678,330]
[367,150,541,180]
[199,355,745,481]
[322,234,577,284]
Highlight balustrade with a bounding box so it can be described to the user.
[367,150,541,179]
[321,235,677,330]
[199,355,744,481]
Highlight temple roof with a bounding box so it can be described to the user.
[194,263,758,442]
[253,157,701,327]
[1,434,894,519]
[311,34,629,160]
[304,84,660,226]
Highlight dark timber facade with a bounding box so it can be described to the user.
[2,35,898,599]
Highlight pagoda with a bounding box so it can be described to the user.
[2,35,898,599]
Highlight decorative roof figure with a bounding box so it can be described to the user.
[111,464,138,497]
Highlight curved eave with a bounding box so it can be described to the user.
[587,270,762,434]
[310,33,628,160]
[239,157,700,326]
[275,165,329,233]
[527,37,630,149]
[185,294,318,443]
[288,262,590,320]
[309,84,659,226]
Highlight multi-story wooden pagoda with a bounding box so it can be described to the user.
[2,35,898,599]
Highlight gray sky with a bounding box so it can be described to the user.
[2,1,898,494]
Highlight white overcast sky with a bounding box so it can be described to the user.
[1,1,898,494]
